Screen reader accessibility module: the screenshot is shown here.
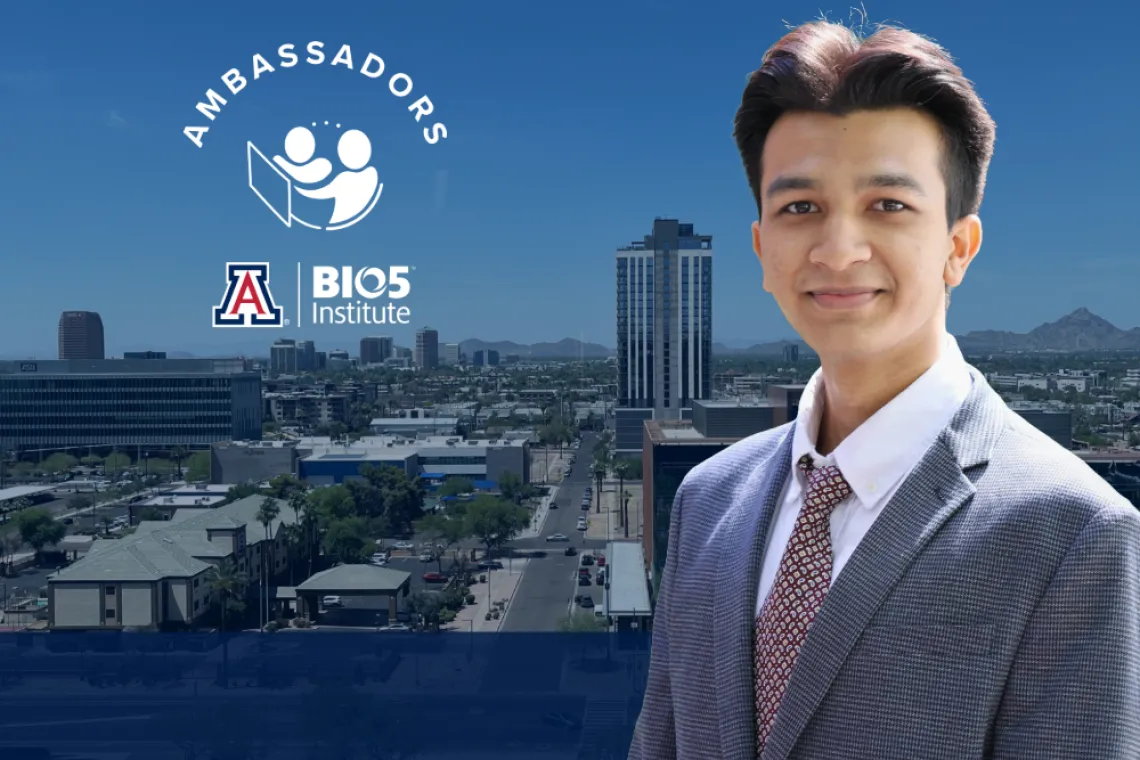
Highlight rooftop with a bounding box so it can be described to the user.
[49,495,294,584]
[0,485,55,503]
[295,564,411,594]
[603,541,652,617]
[0,358,251,376]
[646,420,744,445]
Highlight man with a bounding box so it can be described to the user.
[629,20,1140,760]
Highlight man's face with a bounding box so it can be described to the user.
[752,108,981,364]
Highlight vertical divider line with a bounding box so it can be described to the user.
[297,262,302,328]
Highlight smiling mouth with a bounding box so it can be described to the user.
[807,290,883,309]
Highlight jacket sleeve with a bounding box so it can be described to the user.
[991,504,1140,758]
[628,480,687,760]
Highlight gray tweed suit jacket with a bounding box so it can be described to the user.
[629,368,1140,759]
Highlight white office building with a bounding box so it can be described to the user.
[616,218,712,419]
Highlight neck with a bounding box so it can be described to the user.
[816,326,946,456]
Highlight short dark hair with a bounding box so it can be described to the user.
[733,21,996,226]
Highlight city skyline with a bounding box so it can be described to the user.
[2,0,1137,356]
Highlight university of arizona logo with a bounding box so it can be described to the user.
[213,262,285,327]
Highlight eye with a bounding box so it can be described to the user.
[779,201,819,215]
[873,199,910,213]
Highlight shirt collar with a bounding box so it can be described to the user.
[791,334,973,511]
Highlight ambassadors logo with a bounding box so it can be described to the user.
[212,263,413,328]
[185,41,448,231]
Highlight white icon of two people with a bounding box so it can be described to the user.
[247,125,382,231]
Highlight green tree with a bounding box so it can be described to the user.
[224,483,261,504]
[463,495,530,558]
[255,497,281,629]
[498,471,524,504]
[66,493,94,514]
[557,610,608,632]
[438,477,475,498]
[207,559,248,632]
[42,453,78,475]
[322,516,371,564]
[415,512,469,573]
[591,462,607,514]
[14,509,66,563]
[186,451,211,482]
[104,452,130,477]
[266,474,303,498]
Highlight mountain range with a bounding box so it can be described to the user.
[4,308,1139,360]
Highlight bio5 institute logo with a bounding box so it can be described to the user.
[184,41,448,231]
[212,262,413,328]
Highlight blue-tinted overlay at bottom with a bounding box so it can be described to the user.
[0,631,652,759]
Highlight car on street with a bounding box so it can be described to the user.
[577,575,592,586]
[418,553,434,562]
[578,596,595,609]
[546,533,569,542]
[393,541,415,550]
[596,555,606,567]
[580,555,594,566]
[423,572,447,583]
[477,560,503,570]
[596,569,606,584]
[384,623,412,632]
[564,546,578,556]
[321,596,343,608]
[576,518,587,531]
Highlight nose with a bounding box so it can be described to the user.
[807,213,872,271]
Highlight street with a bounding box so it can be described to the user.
[502,433,606,631]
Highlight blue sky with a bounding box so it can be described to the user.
[2,0,1137,357]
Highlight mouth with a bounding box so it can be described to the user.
[807,289,883,310]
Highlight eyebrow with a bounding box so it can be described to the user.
[765,172,927,200]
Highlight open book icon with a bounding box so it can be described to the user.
[247,141,293,227]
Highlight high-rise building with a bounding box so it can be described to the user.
[473,350,500,367]
[441,343,460,365]
[269,339,297,375]
[58,311,105,360]
[296,340,316,372]
[616,218,712,419]
[415,327,439,369]
[360,336,393,365]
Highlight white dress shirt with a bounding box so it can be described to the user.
[756,334,974,615]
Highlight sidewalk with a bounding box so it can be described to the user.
[444,558,528,633]
[585,481,642,541]
[515,485,559,540]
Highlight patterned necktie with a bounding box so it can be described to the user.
[754,453,852,755]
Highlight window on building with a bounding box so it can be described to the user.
[105,609,116,620]
[105,586,116,596]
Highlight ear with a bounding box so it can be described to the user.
[752,221,773,293]
[945,214,982,288]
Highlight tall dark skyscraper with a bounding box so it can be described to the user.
[415,327,439,369]
[616,219,713,418]
[58,311,105,360]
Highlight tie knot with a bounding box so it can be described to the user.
[797,454,852,511]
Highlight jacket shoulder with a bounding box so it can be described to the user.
[680,422,793,496]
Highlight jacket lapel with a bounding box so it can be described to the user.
[761,369,1008,760]
[715,427,795,759]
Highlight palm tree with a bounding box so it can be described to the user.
[170,447,186,479]
[613,460,631,529]
[591,462,606,514]
[256,497,281,630]
[207,559,248,632]
[287,490,310,579]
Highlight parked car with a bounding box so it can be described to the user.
[546,533,569,542]
[579,596,595,609]
[596,555,606,567]
[580,555,594,566]
[477,560,503,570]
[423,572,447,583]
[321,596,343,608]
[418,553,434,562]
[577,575,592,586]
[564,546,578,556]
